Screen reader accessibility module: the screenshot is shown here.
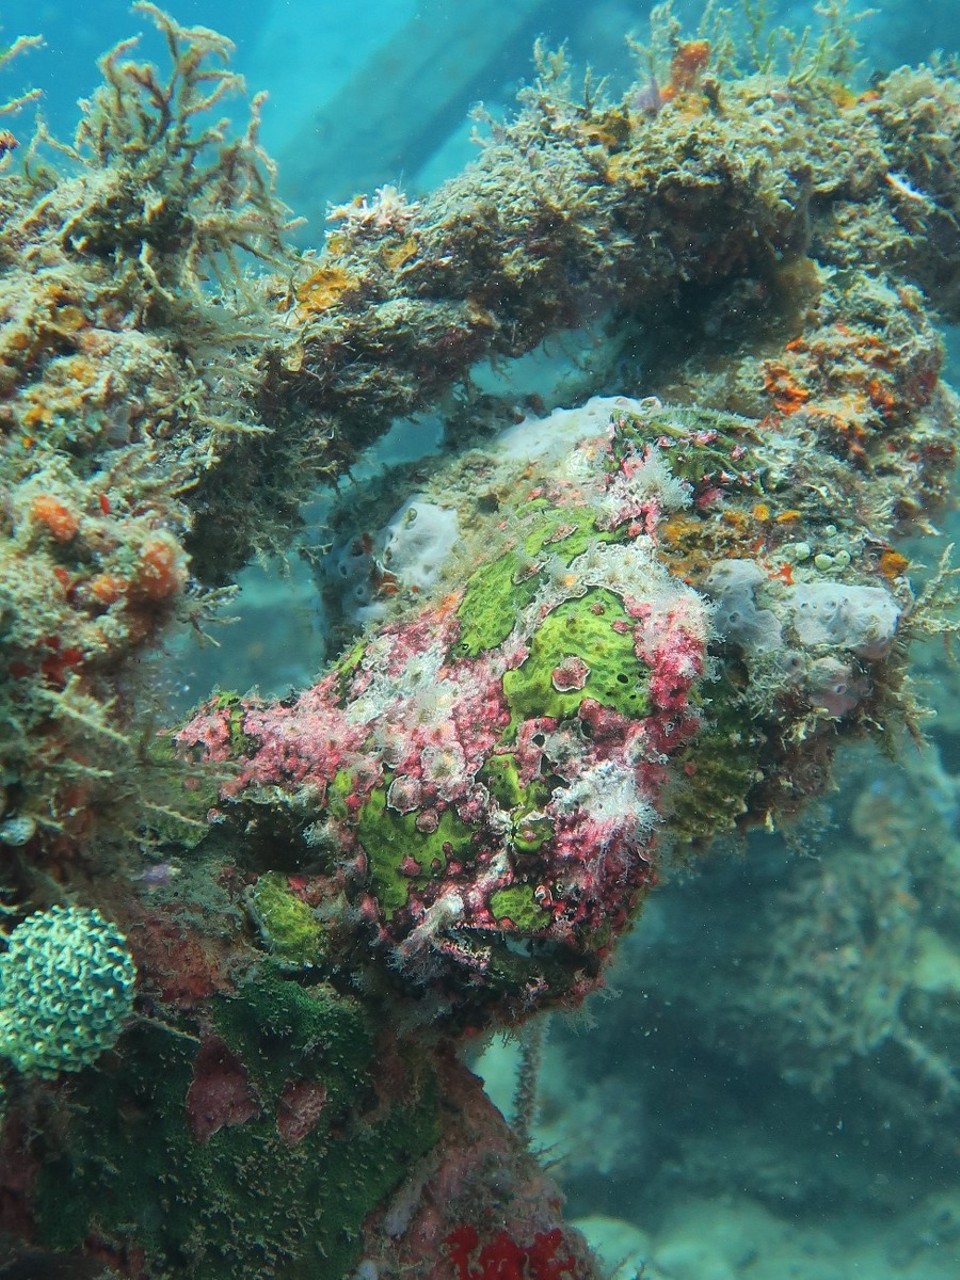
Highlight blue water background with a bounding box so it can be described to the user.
[7,1,958,198]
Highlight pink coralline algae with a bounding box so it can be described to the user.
[179,407,709,1021]
[185,1037,261,1141]
[551,656,590,693]
[276,1077,328,1147]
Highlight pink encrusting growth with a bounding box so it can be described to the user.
[178,406,713,1021]
[633,598,709,752]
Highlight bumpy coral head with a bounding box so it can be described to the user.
[182,410,711,1022]
[0,906,137,1078]
[332,555,710,1020]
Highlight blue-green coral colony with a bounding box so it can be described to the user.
[0,906,137,1079]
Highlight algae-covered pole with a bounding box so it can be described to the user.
[0,4,302,857]
[273,50,960,454]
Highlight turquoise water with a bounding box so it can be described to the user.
[4,3,960,1277]
[11,2,960,190]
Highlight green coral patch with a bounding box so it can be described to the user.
[357,784,476,918]
[490,885,551,932]
[503,588,646,731]
[248,872,326,966]
[0,906,136,1080]
[479,755,553,850]
[454,549,541,657]
[522,508,608,561]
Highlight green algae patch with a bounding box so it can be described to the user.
[455,511,620,660]
[611,408,763,494]
[522,508,607,561]
[248,872,326,965]
[214,972,375,1107]
[512,811,554,852]
[482,753,527,808]
[327,767,355,822]
[490,885,550,932]
[332,635,368,700]
[357,784,475,918]
[209,690,261,756]
[455,549,539,657]
[142,732,219,849]
[480,755,554,851]
[33,980,441,1280]
[481,753,551,811]
[503,588,646,730]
